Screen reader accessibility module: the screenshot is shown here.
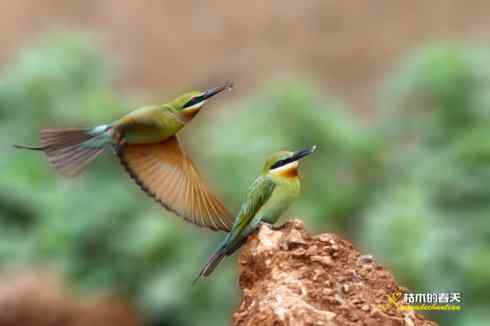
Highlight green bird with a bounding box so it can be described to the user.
[15,83,234,232]
[194,146,316,283]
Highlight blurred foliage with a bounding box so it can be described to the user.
[193,79,386,235]
[0,33,236,326]
[196,45,490,325]
[363,44,490,325]
[1,33,488,326]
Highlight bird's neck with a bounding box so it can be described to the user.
[280,167,299,178]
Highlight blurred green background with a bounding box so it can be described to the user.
[1,2,490,326]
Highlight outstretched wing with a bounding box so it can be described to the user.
[117,136,233,231]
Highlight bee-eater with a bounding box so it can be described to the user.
[14,83,234,231]
[194,146,316,283]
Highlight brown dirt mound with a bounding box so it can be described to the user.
[0,269,141,326]
[233,219,437,326]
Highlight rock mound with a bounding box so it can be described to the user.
[233,219,437,326]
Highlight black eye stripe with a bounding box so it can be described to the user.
[183,96,205,108]
[270,157,296,170]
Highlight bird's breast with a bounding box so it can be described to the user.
[258,180,300,224]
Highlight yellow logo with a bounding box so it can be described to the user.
[379,291,403,311]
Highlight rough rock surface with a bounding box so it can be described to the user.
[233,219,437,326]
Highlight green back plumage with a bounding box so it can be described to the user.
[229,176,276,238]
[112,90,206,144]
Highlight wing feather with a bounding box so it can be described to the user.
[117,136,233,231]
[228,176,276,238]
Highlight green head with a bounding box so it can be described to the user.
[169,82,233,117]
[262,146,317,175]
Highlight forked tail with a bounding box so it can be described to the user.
[14,127,112,177]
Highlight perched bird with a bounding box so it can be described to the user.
[194,146,316,283]
[14,83,234,231]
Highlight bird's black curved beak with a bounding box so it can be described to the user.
[183,82,233,109]
[290,145,317,162]
[201,82,233,101]
[270,146,317,169]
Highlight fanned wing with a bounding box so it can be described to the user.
[229,176,276,238]
[117,136,233,231]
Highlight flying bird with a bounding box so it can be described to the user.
[15,83,234,232]
[194,146,316,283]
